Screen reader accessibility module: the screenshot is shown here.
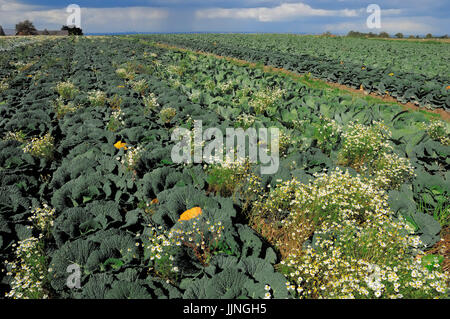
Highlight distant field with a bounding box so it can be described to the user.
[0,35,448,299]
[143,34,450,111]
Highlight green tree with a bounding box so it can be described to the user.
[61,25,83,36]
[425,33,433,39]
[379,32,390,38]
[347,30,363,37]
[395,32,404,38]
[0,25,5,36]
[15,20,37,35]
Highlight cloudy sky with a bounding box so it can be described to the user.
[0,0,449,35]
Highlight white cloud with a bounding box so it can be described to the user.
[196,2,405,22]
[0,0,40,12]
[196,2,362,22]
[196,2,402,22]
[82,7,169,32]
[324,17,438,34]
[0,0,169,32]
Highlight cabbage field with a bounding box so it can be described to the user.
[0,35,449,300]
[146,34,450,111]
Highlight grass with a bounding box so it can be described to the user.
[418,196,450,229]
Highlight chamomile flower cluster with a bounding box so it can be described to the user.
[206,157,261,202]
[143,92,160,111]
[55,81,78,100]
[160,107,177,123]
[203,79,216,91]
[4,201,56,299]
[276,130,293,156]
[339,121,392,170]
[144,225,181,282]
[368,152,416,190]
[3,130,26,143]
[264,284,272,299]
[120,145,143,171]
[88,90,107,107]
[284,168,390,229]
[107,108,125,132]
[236,113,256,129]
[131,79,148,96]
[249,87,285,114]
[54,97,79,118]
[27,203,55,234]
[10,61,27,70]
[253,177,302,224]
[339,121,415,190]
[170,78,182,88]
[187,90,202,103]
[116,68,133,80]
[167,64,184,77]
[145,217,225,280]
[171,218,225,265]
[0,78,9,92]
[22,133,55,159]
[217,80,234,93]
[143,51,158,59]
[4,235,49,299]
[13,60,35,72]
[281,240,448,299]
[423,120,450,146]
[254,168,400,256]
[259,168,450,298]
[256,128,292,157]
[314,116,342,155]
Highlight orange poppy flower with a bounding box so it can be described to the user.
[446,85,450,90]
[151,198,159,205]
[114,141,127,150]
[178,207,202,222]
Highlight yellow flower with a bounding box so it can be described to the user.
[114,141,127,150]
[178,207,202,222]
[388,73,394,76]
[361,66,366,70]
[117,85,125,88]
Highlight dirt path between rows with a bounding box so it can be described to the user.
[327,81,450,121]
[154,41,450,122]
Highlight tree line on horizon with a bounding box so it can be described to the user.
[345,30,448,39]
[1,21,447,39]
[320,30,448,39]
[0,20,83,36]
